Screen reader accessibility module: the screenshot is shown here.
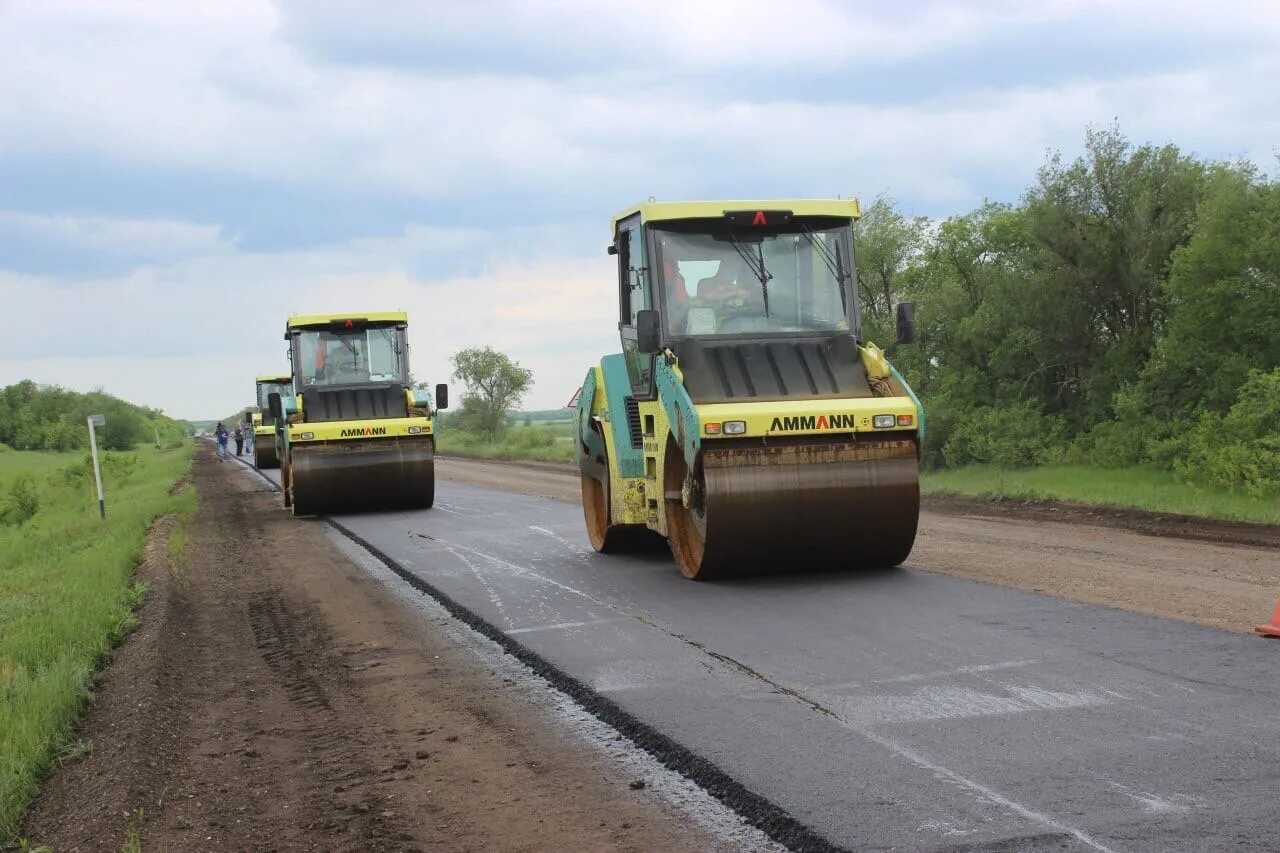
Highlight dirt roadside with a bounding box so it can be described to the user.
[21,447,726,852]
[437,456,1280,634]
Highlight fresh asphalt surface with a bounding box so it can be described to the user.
[248,461,1279,852]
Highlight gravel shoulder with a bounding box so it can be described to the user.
[22,446,720,851]
[437,456,1280,634]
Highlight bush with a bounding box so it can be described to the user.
[49,452,140,490]
[942,402,1068,468]
[101,452,140,481]
[1064,384,1161,468]
[507,428,555,450]
[1174,368,1280,497]
[1066,419,1148,468]
[43,417,84,452]
[0,475,40,526]
[55,458,91,486]
[918,399,959,470]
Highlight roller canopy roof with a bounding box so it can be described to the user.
[286,311,408,330]
[610,199,862,230]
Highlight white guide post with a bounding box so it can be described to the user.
[87,414,106,518]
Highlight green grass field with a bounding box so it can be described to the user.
[922,464,1280,525]
[0,443,194,842]
[437,422,575,463]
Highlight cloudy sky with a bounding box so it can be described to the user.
[1,0,1277,418]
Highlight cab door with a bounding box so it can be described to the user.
[616,214,655,400]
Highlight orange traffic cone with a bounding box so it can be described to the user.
[1257,598,1280,638]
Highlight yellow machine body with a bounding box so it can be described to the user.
[276,312,446,515]
[251,373,292,469]
[574,199,923,578]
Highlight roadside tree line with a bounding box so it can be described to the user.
[866,126,1279,496]
[0,381,189,452]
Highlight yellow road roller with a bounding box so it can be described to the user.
[251,373,292,469]
[267,311,448,515]
[572,200,923,579]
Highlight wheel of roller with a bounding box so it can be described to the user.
[663,444,715,580]
[289,452,316,516]
[420,457,435,509]
[281,453,293,509]
[581,471,610,550]
[257,440,279,469]
[580,446,645,552]
[665,439,921,578]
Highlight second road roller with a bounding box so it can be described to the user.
[250,372,292,469]
[266,311,448,515]
[572,199,923,579]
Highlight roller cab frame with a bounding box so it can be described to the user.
[269,312,449,516]
[251,373,292,469]
[572,199,924,579]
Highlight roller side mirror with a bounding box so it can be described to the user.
[435,383,449,411]
[636,309,661,354]
[896,302,916,346]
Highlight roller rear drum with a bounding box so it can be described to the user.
[289,438,435,516]
[254,439,279,469]
[666,437,919,579]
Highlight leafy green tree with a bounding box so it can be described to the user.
[43,416,84,451]
[1021,125,1204,424]
[854,196,927,324]
[885,126,1212,468]
[1138,163,1280,420]
[892,202,1042,463]
[449,347,534,438]
[0,380,183,451]
[97,408,145,451]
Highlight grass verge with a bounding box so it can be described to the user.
[437,423,574,463]
[0,443,193,842]
[922,464,1280,525]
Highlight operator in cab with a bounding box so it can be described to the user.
[660,240,766,336]
[306,333,370,385]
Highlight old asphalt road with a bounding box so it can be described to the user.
[247,459,1279,852]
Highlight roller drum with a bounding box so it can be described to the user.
[667,437,919,579]
[289,437,435,516]
[254,438,279,469]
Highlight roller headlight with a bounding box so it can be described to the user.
[299,431,315,440]
[872,415,896,429]
[723,420,746,435]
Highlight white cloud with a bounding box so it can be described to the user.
[3,0,1280,419]
[4,0,1277,210]
[0,226,616,418]
[0,211,234,262]
[0,354,261,421]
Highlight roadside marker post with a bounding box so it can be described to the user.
[87,414,106,519]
